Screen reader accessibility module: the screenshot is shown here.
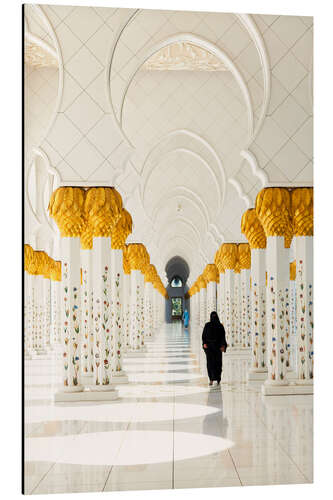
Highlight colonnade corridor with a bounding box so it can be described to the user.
[24,321,312,494]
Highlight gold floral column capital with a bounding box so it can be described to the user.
[122,245,131,275]
[144,264,157,284]
[34,251,51,279]
[241,209,267,249]
[203,264,219,283]
[197,275,207,289]
[238,243,251,270]
[220,243,238,270]
[24,244,34,273]
[255,188,293,246]
[214,247,225,274]
[81,187,123,248]
[50,261,62,281]
[291,187,313,236]
[127,243,150,273]
[48,187,86,238]
[111,209,133,249]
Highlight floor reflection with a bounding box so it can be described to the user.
[24,322,313,494]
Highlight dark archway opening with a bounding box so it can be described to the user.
[165,256,190,323]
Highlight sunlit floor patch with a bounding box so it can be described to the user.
[123,363,197,373]
[25,402,219,424]
[128,372,204,383]
[25,430,234,465]
[124,356,194,364]
[116,384,209,398]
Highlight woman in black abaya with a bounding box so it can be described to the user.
[202,311,227,386]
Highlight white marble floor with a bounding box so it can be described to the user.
[24,322,313,494]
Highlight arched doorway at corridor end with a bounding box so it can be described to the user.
[165,256,190,323]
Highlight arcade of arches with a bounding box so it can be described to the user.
[24,5,313,494]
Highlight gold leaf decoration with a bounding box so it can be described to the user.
[220,243,238,270]
[255,188,293,240]
[241,209,266,249]
[238,243,251,270]
[291,187,313,236]
[48,187,86,238]
[111,209,133,249]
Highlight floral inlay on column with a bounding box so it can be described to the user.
[144,264,158,338]
[50,260,62,347]
[127,243,150,352]
[49,186,86,392]
[82,187,122,389]
[198,275,207,328]
[256,187,293,389]
[292,188,314,384]
[203,264,219,322]
[238,243,251,349]
[219,243,238,349]
[241,208,267,377]
[122,245,131,351]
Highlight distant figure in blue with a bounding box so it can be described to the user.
[182,309,189,328]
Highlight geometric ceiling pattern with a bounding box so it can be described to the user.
[24,5,313,285]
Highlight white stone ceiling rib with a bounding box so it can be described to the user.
[109,9,260,272]
[24,5,313,275]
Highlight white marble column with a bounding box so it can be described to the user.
[80,248,93,382]
[35,274,48,355]
[122,271,131,352]
[291,187,313,391]
[263,236,290,393]
[144,281,153,338]
[233,271,241,347]
[59,236,83,392]
[295,236,313,385]
[241,209,268,382]
[256,187,299,395]
[240,268,251,349]
[42,277,52,352]
[217,273,225,322]
[224,269,235,348]
[129,270,145,352]
[289,268,297,373]
[248,249,267,381]
[50,278,61,349]
[24,272,35,358]
[195,291,200,326]
[199,286,207,329]
[206,281,217,321]
[91,237,118,391]
[110,248,128,382]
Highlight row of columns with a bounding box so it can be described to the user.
[188,187,313,396]
[24,186,167,401]
[24,246,62,358]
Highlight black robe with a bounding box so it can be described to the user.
[202,321,227,382]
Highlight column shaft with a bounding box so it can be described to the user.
[265,237,290,386]
[60,237,83,391]
[295,236,313,382]
[248,248,267,378]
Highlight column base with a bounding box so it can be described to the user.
[261,381,313,396]
[125,350,147,358]
[247,369,268,382]
[34,348,49,355]
[54,387,119,402]
[225,348,251,357]
[24,351,38,360]
[81,374,94,385]
[111,372,129,384]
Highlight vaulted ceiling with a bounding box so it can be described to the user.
[24,5,313,285]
